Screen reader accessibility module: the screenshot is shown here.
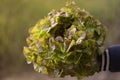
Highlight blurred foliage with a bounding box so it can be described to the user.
[0,0,120,74]
[24,1,106,79]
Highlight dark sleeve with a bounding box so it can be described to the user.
[97,50,107,71]
[97,45,120,72]
[108,45,120,72]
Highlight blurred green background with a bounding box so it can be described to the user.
[0,0,120,78]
